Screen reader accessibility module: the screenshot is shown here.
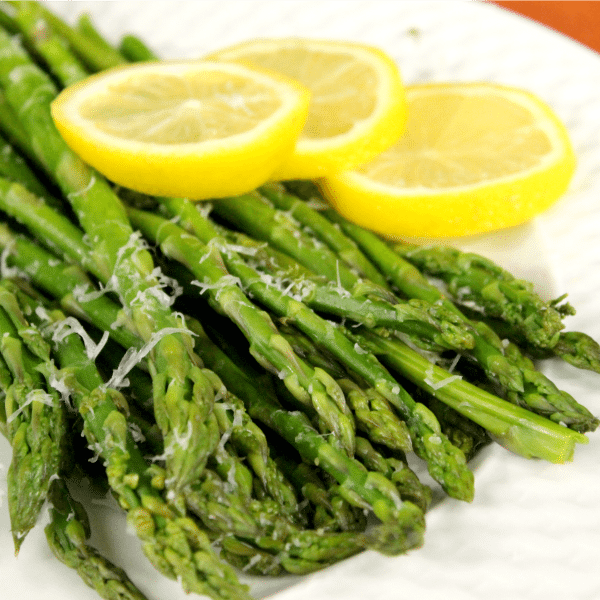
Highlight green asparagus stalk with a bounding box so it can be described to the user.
[356,328,588,463]
[542,331,600,373]
[0,352,12,437]
[0,27,225,497]
[0,132,54,198]
[183,314,427,556]
[301,285,475,353]
[336,378,416,454]
[134,202,474,501]
[12,1,90,87]
[407,385,491,462]
[0,221,140,353]
[276,320,348,379]
[185,463,368,576]
[0,4,19,34]
[471,313,600,374]
[160,196,474,353]
[499,332,598,431]
[0,287,149,599]
[22,299,253,600]
[0,176,102,278]
[0,89,41,167]
[9,264,424,566]
[209,192,378,293]
[127,205,357,456]
[353,436,432,513]
[0,297,148,600]
[102,336,378,576]
[76,12,127,65]
[0,219,304,525]
[259,181,390,288]
[1,229,370,575]
[8,1,126,71]
[273,452,368,533]
[0,284,67,553]
[153,228,418,458]
[283,183,521,382]
[45,478,151,600]
[393,242,574,349]
[119,34,159,63]
[323,208,599,432]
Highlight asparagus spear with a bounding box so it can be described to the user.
[499,332,599,431]
[150,220,418,458]
[45,478,150,600]
[75,12,127,65]
[273,452,368,533]
[0,288,148,600]
[0,89,42,168]
[209,192,378,293]
[322,208,599,432]
[0,3,19,34]
[0,220,141,353]
[407,384,491,462]
[6,255,425,566]
[356,328,588,463]
[11,1,90,87]
[259,181,390,288]
[353,436,432,513]
[470,313,600,374]
[0,27,226,497]
[0,176,102,278]
[183,314,427,557]
[540,331,600,373]
[143,201,474,501]
[94,321,385,576]
[19,296,253,600]
[0,218,304,521]
[393,242,574,350]
[279,189,520,386]
[8,0,126,71]
[0,352,12,437]
[127,205,357,456]
[185,462,369,576]
[0,131,54,198]
[161,196,474,353]
[119,34,159,63]
[0,230,374,574]
[0,284,67,552]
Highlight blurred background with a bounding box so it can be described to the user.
[489,1,600,53]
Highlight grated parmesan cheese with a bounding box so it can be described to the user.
[448,353,461,373]
[66,173,96,200]
[7,389,54,424]
[191,275,243,298]
[50,316,109,360]
[424,371,463,390]
[0,241,28,280]
[34,305,52,323]
[103,326,196,390]
[354,343,368,355]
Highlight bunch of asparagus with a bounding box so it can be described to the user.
[0,3,597,600]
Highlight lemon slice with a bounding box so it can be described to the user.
[319,82,576,239]
[50,60,311,199]
[207,38,407,179]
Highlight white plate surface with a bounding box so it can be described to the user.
[1,2,600,600]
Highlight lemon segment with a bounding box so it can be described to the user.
[319,82,576,239]
[207,38,407,180]
[50,60,311,199]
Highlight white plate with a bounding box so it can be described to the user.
[1,2,600,600]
